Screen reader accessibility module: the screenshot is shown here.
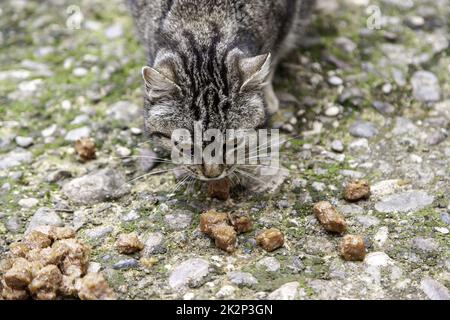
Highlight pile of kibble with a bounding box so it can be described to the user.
[0,226,115,300]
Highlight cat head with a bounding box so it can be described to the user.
[142,49,271,180]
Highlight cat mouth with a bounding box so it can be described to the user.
[184,165,237,181]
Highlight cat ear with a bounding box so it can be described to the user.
[142,65,180,98]
[239,53,271,92]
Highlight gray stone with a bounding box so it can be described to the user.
[62,168,129,205]
[143,232,166,255]
[121,210,140,222]
[372,101,395,114]
[328,76,343,86]
[257,257,281,272]
[46,170,72,183]
[70,114,89,125]
[440,213,450,225]
[339,204,364,215]
[375,191,434,213]
[72,210,86,231]
[324,105,340,117]
[364,252,393,267]
[311,181,326,192]
[227,271,258,288]
[267,282,299,300]
[6,215,21,233]
[426,129,448,146]
[0,148,32,170]
[112,258,138,270]
[356,215,380,228]
[18,198,39,208]
[412,237,439,253]
[392,117,418,136]
[349,120,378,138]
[15,136,33,148]
[168,258,210,289]
[64,126,90,141]
[25,207,63,234]
[107,101,140,123]
[420,278,450,300]
[411,71,441,102]
[164,210,193,230]
[85,226,114,240]
[330,140,344,152]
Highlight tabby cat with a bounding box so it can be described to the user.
[128,0,316,180]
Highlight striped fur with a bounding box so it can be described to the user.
[127,0,315,176]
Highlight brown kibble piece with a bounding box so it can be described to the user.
[313,201,347,233]
[344,180,371,202]
[4,258,33,290]
[115,233,144,254]
[200,210,229,236]
[59,274,79,297]
[207,178,230,200]
[256,228,284,252]
[211,224,237,253]
[1,279,29,300]
[28,265,62,300]
[228,212,253,234]
[75,137,96,162]
[340,235,366,261]
[24,231,53,249]
[0,258,14,273]
[49,226,76,240]
[76,273,116,300]
[9,243,30,258]
[52,238,90,276]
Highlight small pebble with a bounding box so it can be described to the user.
[324,105,340,117]
[330,140,344,153]
[15,136,33,148]
[328,76,343,86]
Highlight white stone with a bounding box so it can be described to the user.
[267,282,299,300]
[364,252,393,267]
[18,198,39,208]
[373,226,389,249]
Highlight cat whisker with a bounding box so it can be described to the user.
[235,168,267,186]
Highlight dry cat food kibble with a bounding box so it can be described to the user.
[256,228,284,252]
[228,212,253,234]
[210,224,237,253]
[313,201,347,234]
[115,233,144,254]
[344,180,371,202]
[199,210,236,252]
[200,210,229,236]
[0,227,116,300]
[340,235,366,261]
[74,137,96,162]
[207,178,231,200]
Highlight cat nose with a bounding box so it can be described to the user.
[202,164,223,178]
